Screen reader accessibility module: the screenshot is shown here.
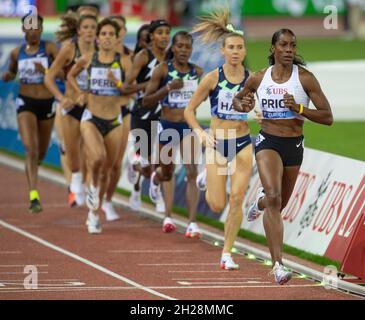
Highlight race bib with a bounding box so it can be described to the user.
[76,69,89,91]
[18,57,48,84]
[217,89,247,121]
[168,79,198,107]
[90,67,121,96]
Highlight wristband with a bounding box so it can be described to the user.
[299,103,304,114]
[116,80,123,88]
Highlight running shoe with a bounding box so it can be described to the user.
[220,254,239,270]
[68,190,77,208]
[86,184,100,211]
[185,222,202,239]
[196,167,207,191]
[102,201,120,221]
[246,187,265,222]
[270,262,292,285]
[29,199,42,214]
[86,211,102,234]
[162,217,176,233]
[149,171,162,204]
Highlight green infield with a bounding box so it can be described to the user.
[245,38,365,71]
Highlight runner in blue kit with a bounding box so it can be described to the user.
[2,14,59,214]
[67,18,133,234]
[233,28,333,284]
[142,31,204,235]
[185,9,254,270]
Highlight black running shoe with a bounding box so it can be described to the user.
[29,199,42,214]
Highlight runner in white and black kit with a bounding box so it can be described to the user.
[233,28,333,284]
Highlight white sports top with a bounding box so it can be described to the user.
[256,64,309,120]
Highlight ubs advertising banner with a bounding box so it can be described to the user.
[218,148,365,260]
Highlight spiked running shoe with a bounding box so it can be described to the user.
[162,217,176,233]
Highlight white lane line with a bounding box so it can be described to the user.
[110,250,191,253]
[169,271,234,273]
[0,282,86,287]
[0,279,80,282]
[178,281,271,285]
[172,277,263,280]
[0,272,49,275]
[0,283,324,294]
[139,263,217,266]
[0,219,176,300]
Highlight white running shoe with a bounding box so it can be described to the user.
[102,201,120,221]
[220,254,239,270]
[162,217,176,233]
[129,188,142,211]
[127,154,140,185]
[196,167,207,191]
[185,222,202,239]
[86,211,102,234]
[246,187,265,222]
[149,171,162,204]
[270,262,292,285]
[86,184,100,211]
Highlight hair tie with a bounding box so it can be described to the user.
[226,23,244,36]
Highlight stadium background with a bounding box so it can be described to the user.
[0,0,364,273]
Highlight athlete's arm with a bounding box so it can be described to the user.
[44,42,73,101]
[232,71,260,113]
[184,70,217,147]
[142,63,184,108]
[125,49,149,92]
[1,47,19,82]
[108,55,138,96]
[286,68,333,125]
[67,54,91,106]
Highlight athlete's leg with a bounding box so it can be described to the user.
[100,125,124,212]
[80,121,106,190]
[55,104,72,186]
[17,112,39,192]
[256,150,284,264]
[181,133,199,223]
[223,145,252,254]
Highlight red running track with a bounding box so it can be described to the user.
[0,162,361,300]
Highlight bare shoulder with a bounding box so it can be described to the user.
[10,46,21,60]
[298,65,319,89]
[200,68,219,90]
